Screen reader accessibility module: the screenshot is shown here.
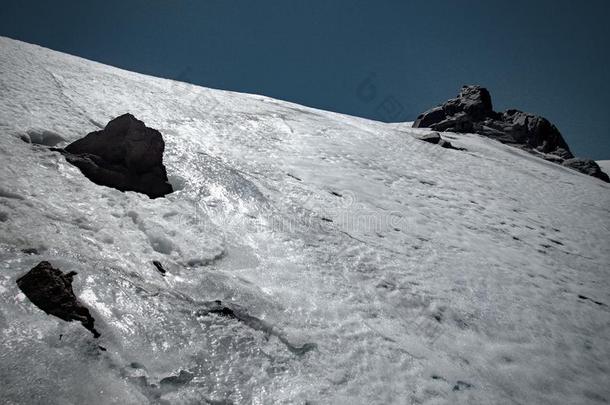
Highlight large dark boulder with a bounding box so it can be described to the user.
[61,114,173,198]
[16,261,100,338]
[473,110,573,157]
[412,86,609,182]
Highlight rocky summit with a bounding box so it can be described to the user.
[413,85,609,182]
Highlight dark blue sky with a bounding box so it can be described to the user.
[1,0,609,159]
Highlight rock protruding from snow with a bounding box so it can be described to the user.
[197,300,317,355]
[61,114,173,198]
[412,85,609,182]
[415,132,463,150]
[413,85,494,132]
[562,158,610,182]
[16,261,100,338]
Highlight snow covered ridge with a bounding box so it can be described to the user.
[0,36,609,404]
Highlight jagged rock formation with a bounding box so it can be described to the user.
[59,114,173,198]
[16,261,100,338]
[563,158,610,181]
[413,86,609,182]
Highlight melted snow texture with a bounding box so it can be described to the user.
[1,37,609,404]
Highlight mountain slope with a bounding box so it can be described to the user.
[1,37,609,405]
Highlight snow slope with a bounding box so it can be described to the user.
[1,36,609,404]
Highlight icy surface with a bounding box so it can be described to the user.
[1,37,609,404]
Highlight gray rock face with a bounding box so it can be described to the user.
[413,86,495,132]
[475,110,573,157]
[412,86,609,182]
[562,159,610,182]
[16,261,100,338]
[60,114,173,198]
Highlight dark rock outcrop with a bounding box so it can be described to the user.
[59,114,173,198]
[16,261,100,338]
[476,110,573,157]
[412,86,609,182]
[415,132,464,151]
[562,159,610,182]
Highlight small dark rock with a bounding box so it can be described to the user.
[152,260,166,275]
[287,173,302,181]
[58,114,173,198]
[438,139,452,148]
[438,139,464,150]
[562,159,610,182]
[453,380,473,391]
[16,261,100,338]
[199,300,238,318]
[578,294,607,307]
